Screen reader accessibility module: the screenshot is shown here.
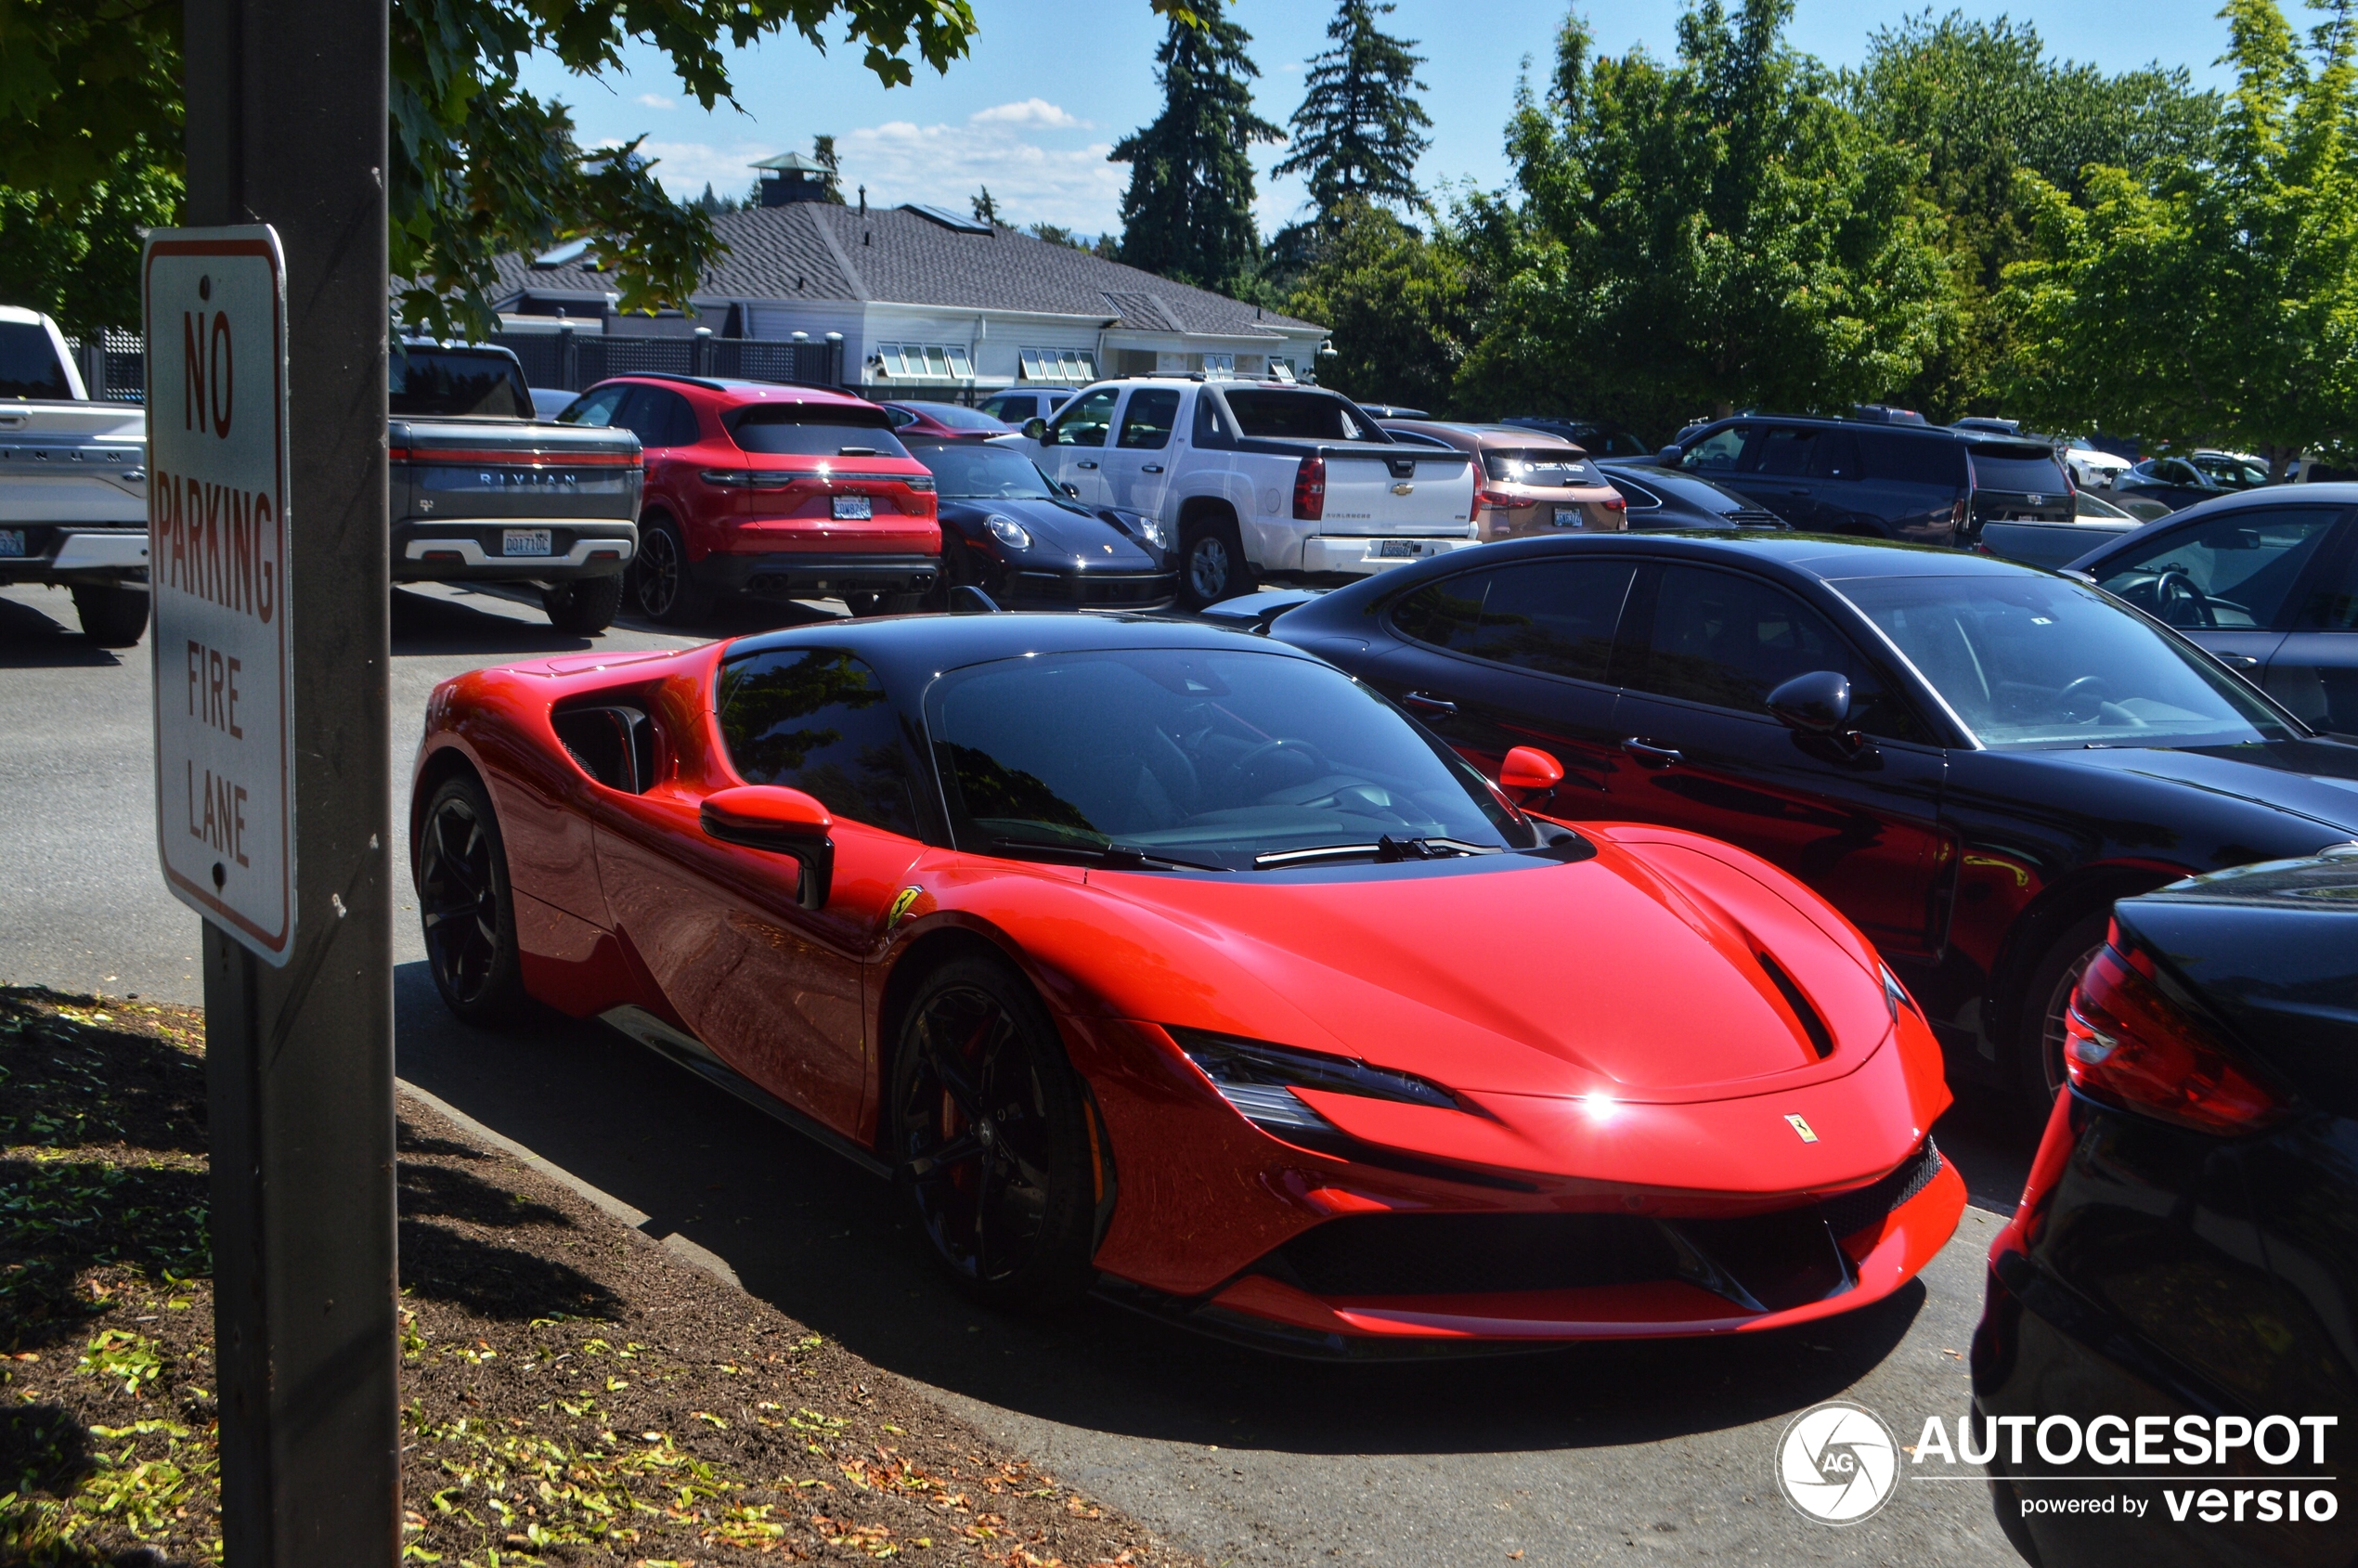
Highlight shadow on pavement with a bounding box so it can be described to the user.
[0,594,128,668]
[393,582,845,657]
[395,960,1980,1459]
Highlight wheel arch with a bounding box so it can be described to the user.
[409,739,491,886]
[1174,493,1253,569]
[1983,858,2187,1044]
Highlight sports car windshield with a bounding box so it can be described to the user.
[914,444,1060,500]
[1834,576,2297,749]
[926,650,1532,870]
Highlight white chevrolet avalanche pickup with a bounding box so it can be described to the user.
[1014,378,1477,608]
[0,306,151,644]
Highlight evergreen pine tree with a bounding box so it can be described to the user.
[1109,1,1281,292]
[812,135,847,204]
[1274,0,1432,214]
[972,187,999,225]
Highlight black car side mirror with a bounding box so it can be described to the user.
[1061,481,1081,498]
[1022,417,1048,441]
[1768,670,1870,758]
[1656,445,1683,465]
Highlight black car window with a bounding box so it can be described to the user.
[559,383,628,428]
[618,386,697,449]
[388,348,531,419]
[1603,430,1649,458]
[1117,389,1181,449]
[715,648,921,837]
[1859,431,1966,486]
[0,320,71,400]
[1682,425,1750,471]
[1606,474,1664,512]
[1046,386,1118,447]
[2300,538,2358,629]
[1747,426,1818,477]
[1810,431,1863,481]
[2096,508,2342,630]
[1391,562,1638,682]
[1633,565,1922,740]
[1222,390,1378,441]
[729,404,911,459]
[1967,445,2069,494]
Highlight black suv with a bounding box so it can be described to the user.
[1660,414,2072,544]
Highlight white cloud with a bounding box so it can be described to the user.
[836,115,1124,233]
[636,139,780,199]
[968,98,1088,129]
[634,92,677,110]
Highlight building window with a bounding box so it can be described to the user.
[1199,352,1236,378]
[873,343,976,381]
[1018,346,1097,382]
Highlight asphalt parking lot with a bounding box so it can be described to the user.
[1,578,2032,1565]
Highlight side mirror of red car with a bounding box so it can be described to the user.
[1498,745,1564,804]
[702,785,835,910]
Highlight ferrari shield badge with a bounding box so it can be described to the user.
[1785,1113,1820,1143]
[886,886,924,931]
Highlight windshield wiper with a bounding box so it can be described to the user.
[990,836,1226,873]
[1252,835,1499,869]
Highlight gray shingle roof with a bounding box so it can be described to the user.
[488,203,1323,339]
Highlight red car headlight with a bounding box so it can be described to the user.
[1170,1027,1459,1153]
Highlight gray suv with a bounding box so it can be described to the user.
[1661,415,2072,545]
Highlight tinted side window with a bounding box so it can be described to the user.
[1683,425,1750,471]
[1859,431,1965,486]
[1390,562,1638,683]
[1746,426,1818,477]
[560,384,628,427]
[1117,389,1180,449]
[1634,565,1920,740]
[1811,431,1863,481]
[1048,387,1118,447]
[2098,508,2343,630]
[2301,538,2358,630]
[0,321,71,400]
[716,650,921,836]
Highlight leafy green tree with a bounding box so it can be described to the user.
[1028,221,1082,247]
[1285,199,1468,410]
[1109,0,1282,292]
[812,134,848,204]
[1846,11,2218,418]
[0,138,179,331]
[1273,0,1432,215]
[2002,0,2358,475]
[1472,1,1952,430]
[0,0,985,336]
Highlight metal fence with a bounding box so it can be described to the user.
[495,330,843,393]
[61,329,145,404]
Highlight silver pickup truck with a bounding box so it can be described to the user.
[0,306,153,644]
[391,343,641,632]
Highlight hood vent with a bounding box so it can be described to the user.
[1756,951,1834,1059]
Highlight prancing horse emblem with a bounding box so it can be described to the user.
[886,886,923,930]
[1785,1113,1820,1143]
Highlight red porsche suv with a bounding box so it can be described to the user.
[558,374,940,623]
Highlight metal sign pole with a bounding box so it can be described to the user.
[177,0,396,1561]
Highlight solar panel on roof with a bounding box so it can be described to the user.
[900,203,994,234]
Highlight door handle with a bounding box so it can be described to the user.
[1621,737,1684,767]
[1401,691,1458,716]
[2219,653,2261,670]
[1141,464,1163,473]
[1076,460,1099,470]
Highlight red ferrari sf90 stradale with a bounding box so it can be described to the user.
[410,614,1964,1354]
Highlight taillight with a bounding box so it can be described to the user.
[1602,494,1626,509]
[1292,455,1326,521]
[2064,941,2285,1134]
[1950,493,1969,529]
[700,469,790,489]
[1477,489,1536,509]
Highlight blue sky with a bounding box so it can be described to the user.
[519,0,2255,239]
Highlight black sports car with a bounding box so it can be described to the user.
[1976,847,2358,1566]
[1271,532,2358,1106]
[909,439,1177,612]
[1593,460,1787,530]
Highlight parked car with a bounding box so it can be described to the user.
[1272,533,2358,1108]
[975,388,1073,426]
[880,400,1017,442]
[1661,414,2073,540]
[412,611,1963,1347]
[1976,846,2358,1567]
[1010,379,1476,610]
[1497,415,1653,459]
[2073,486,2142,521]
[2058,437,2131,491]
[2118,456,2241,512]
[1950,416,2022,437]
[1594,460,1788,530]
[907,438,1175,611]
[1973,517,2141,570]
[392,342,641,633]
[1351,402,1429,419]
[1378,421,1626,538]
[2192,447,2271,489]
[0,305,151,643]
[558,375,939,624]
[2067,484,2358,739]
[529,386,578,421]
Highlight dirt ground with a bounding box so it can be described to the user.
[0,985,1202,1567]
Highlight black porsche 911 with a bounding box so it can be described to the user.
[1271,532,2358,1110]
[909,439,1178,612]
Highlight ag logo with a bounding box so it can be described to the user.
[1774,1401,1898,1524]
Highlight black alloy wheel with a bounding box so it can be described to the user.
[890,957,1095,1308]
[630,515,708,625]
[541,574,623,635]
[2018,911,2110,1126]
[416,774,526,1025]
[1178,516,1245,610]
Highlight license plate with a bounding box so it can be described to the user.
[1375,539,1423,558]
[1553,507,1582,528]
[833,495,873,521]
[501,528,553,557]
[0,529,22,556]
